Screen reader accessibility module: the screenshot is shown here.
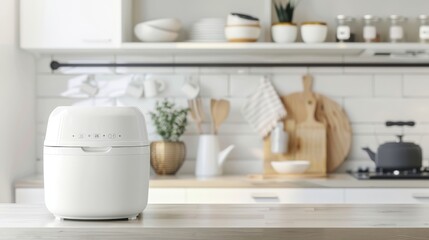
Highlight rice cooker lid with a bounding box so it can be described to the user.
[44,106,149,147]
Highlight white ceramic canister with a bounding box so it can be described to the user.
[301,22,328,43]
[271,23,298,43]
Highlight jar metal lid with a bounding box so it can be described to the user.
[419,14,428,20]
[363,15,379,21]
[336,15,353,21]
[389,15,406,21]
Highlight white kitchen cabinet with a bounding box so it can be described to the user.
[15,188,45,204]
[148,188,187,204]
[345,189,429,204]
[186,188,344,204]
[20,0,131,49]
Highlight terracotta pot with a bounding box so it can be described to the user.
[150,141,186,175]
[271,22,298,43]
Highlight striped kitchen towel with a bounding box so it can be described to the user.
[242,76,287,138]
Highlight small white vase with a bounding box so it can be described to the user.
[271,23,298,43]
[301,22,328,43]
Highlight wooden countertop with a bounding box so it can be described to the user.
[15,173,429,189]
[2,204,429,240]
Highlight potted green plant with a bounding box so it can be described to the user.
[149,99,189,175]
[272,0,300,43]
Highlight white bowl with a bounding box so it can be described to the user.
[225,25,261,42]
[143,18,182,32]
[134,23,179,42]
[272,23,298,43]
[227,13,260,26]
[271,160,310,174]
[301,22,328,43]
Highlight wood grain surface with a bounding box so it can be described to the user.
[2,204,429,240]
[294,83,327,174]
[15,174,429,189]
[264,75,352,174]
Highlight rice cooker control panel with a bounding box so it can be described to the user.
[71,133,123,140]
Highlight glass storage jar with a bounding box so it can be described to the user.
[418,15,429,43]
[389,15,406,43]
[336,15,355,42]
[362,15,380,42]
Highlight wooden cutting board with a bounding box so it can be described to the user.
[294,89,327,174]
[264,75,352,174]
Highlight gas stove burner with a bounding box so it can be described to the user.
[350,167,429,180]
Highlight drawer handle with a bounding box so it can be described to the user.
[251,193,279,199]
[412,193,429,199]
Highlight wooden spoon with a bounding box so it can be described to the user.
[210,99,217,134]
[213,99,230,134]
[188,99,202,134]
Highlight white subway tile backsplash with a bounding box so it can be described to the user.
[174,67,199,74]
[345,98,429,123]
[313,74,373,97]
[37,98,78,123]
[403,75,429,97]
[271,74,303,95]
[250,67,307,74]
[374,75,402,97]
[229,75,262,97]
[116,55,174,73]
[178,159,262,175]
[200,67,250,74]
[35,55,429,174]
[344,67,429,74]
[199,75,229,98]
[37,75,73,97]
[308,67,343,73]
[181,134,262,160]
[53,55,115,74]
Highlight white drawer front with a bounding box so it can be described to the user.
[148,188,187,204]
[345,189,429,204]
[186,188,344,204]
[15,188,45,204]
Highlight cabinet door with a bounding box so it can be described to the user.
[186,188,344,204]
[148,188,187,204]
[20,0,125,48]
[15,188,45,204]
[345,189,429,204]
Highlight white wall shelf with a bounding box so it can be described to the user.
[26,43,429,57]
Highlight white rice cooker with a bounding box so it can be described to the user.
[43,106,150,220]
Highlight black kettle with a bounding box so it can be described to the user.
[362,121,422,171]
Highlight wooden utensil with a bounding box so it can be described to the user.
[210,99,217,134]
[188,99,203,134]
[284,75,351,172]
[294,83,327,174]
[196,98,205,123]
[263,74,352,175]
[213,99,230,134]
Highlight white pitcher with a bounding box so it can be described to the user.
[195,135,235,177]
[144,77,165,98]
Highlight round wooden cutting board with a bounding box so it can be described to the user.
[282,77,352,172]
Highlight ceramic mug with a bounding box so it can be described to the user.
[144,77,165,98]
[181,77,200,99]
[125,75,144,98]
[79,75,99,96]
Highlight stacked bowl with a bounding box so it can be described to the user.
[225,13,261,42]
[135,18,182,42]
